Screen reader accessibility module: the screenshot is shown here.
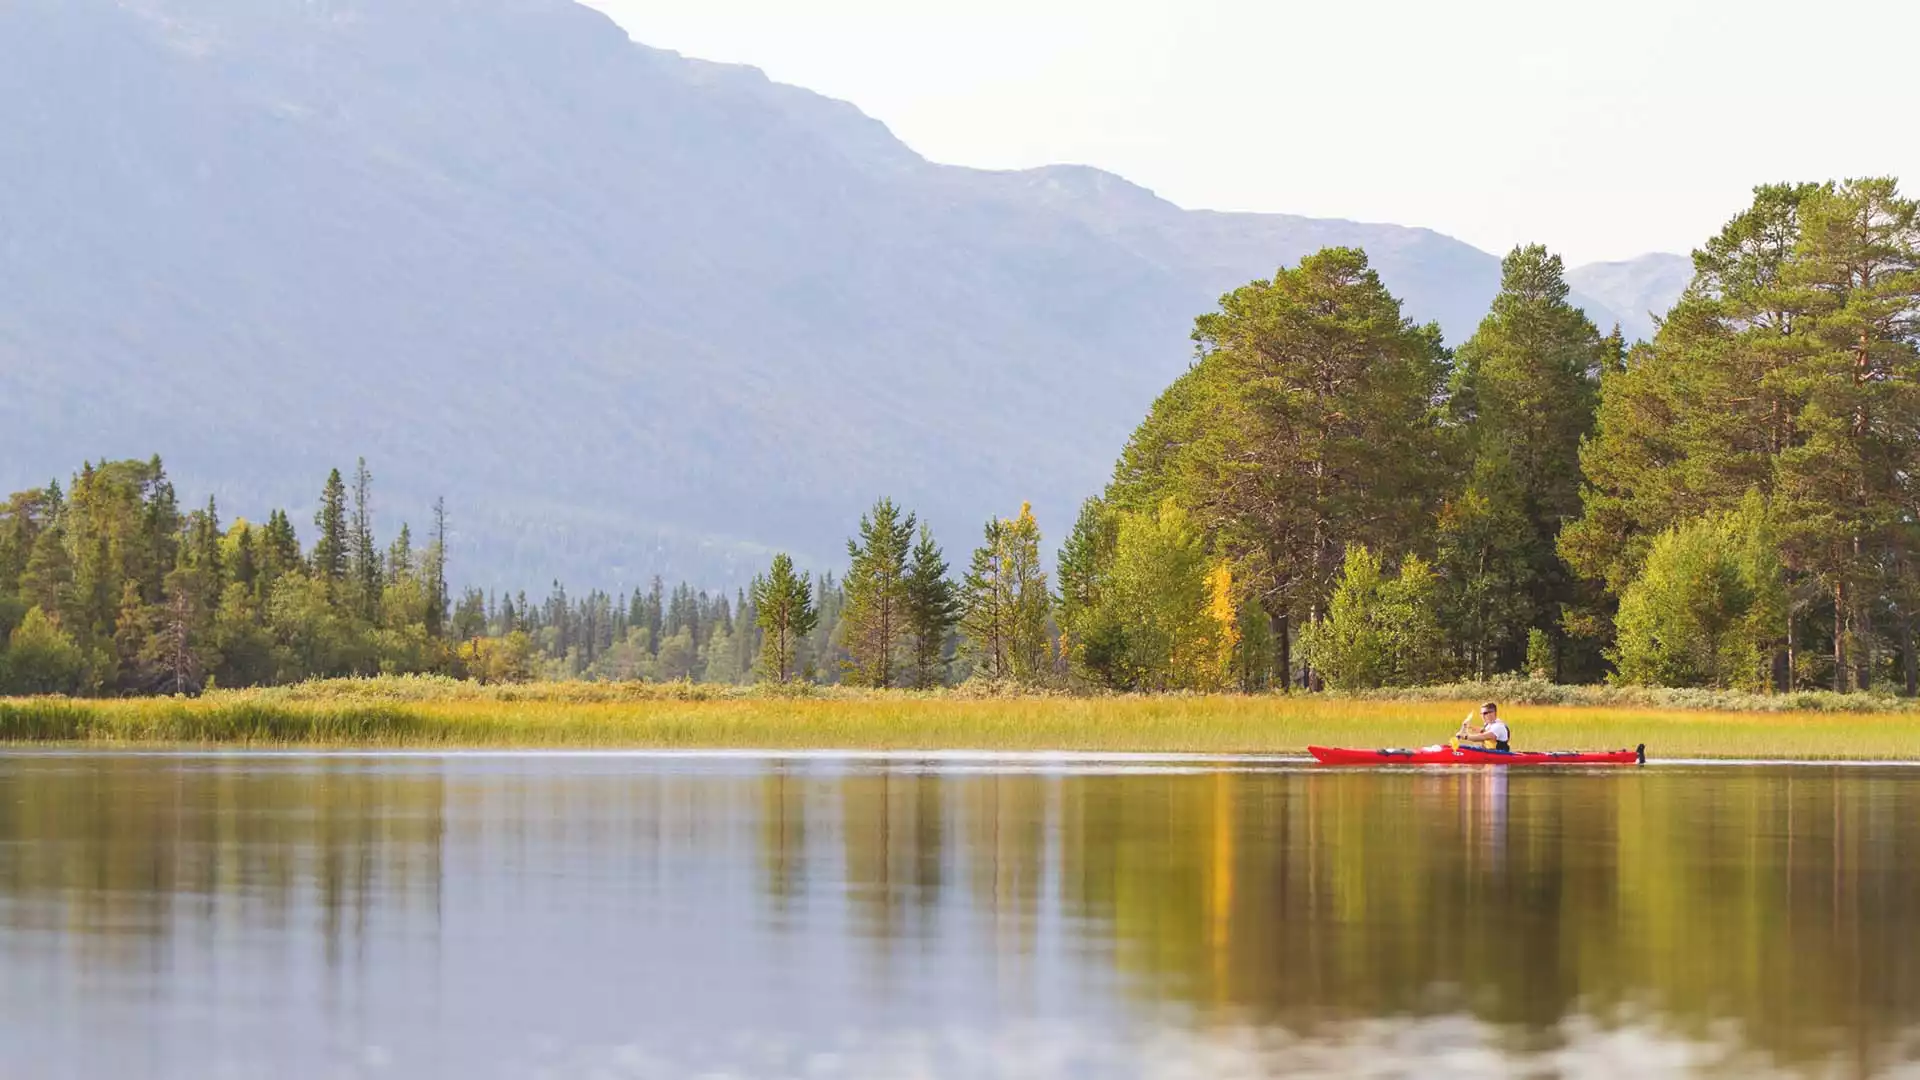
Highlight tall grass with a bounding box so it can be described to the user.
[2,679,1917,759]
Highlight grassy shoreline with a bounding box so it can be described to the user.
[3,679,1919,759]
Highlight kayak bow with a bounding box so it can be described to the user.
[1308,743,1646,766]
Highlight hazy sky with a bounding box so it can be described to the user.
[581,0,1918,265]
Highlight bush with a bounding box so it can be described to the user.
[1336,675,1912,713]
[0,607,86,696]
[1302,545,1447,689]
[1612,494,1784,691]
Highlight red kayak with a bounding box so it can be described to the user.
[1309,743,1645,766]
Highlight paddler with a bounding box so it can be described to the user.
[1453,701,1511,752]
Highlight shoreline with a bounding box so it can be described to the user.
[5,688,1920,760]
[3,745,1919,767]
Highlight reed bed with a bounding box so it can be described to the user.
[2,681,1917,759]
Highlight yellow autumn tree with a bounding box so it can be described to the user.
[1207,562,1239,689]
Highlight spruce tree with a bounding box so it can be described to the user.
[1439,244,1604,678]
[347,458,381,620]
[425,497,449,638]
[311,469,349,597]
[903,524,959,688]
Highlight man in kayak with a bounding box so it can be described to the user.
[1454,702,1512,752]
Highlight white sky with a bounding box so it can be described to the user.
[580,0,1919,265]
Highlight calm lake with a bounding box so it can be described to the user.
[0,753,1915,1078]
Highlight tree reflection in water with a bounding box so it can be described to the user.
[0,755,1913,1077]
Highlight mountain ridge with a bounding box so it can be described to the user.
[0,0,1687,587]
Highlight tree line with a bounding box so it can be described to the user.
[3,176,1914,696]
[1068,176,1920,694]
[0,454,1054,693]
[0,458,456,695]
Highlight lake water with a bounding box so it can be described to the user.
[0,753,1915,1078]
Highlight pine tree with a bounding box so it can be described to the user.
[1112,247,1450,689]
[112,579,155,692]
[959,519,1011,680]
[1564,180,1920,691]
[752,553,817,684]
[902,524,959,688]
[20,520,73,628]
[841,497,916,687]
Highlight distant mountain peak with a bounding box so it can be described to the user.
[1007,164,1179,214]
[1566,253,1692,343]
[0,0,1687,585]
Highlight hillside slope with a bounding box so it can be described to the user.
[1567,253,1695,343]
[0,0,1662,586]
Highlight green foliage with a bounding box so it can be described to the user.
[1300,545,1447,690]
[1613,495,1787,691]
[1,607,87,695]
[959,503,1050,684]
[10,178,1920,702]
[753,553,817,685]
[1105,247,1450,690]
[1098,501,1221,691]
[1434,480,1534,678]
[1441,245,1603,677]
[1056,497,1126,687]
[1565,179,1920,692]
[903,525,959,689]
[311,468,348,594]
[458,631,535,684]
[841,497,915,688]
[1525,629,1554,681]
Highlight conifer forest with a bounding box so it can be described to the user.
[5,179,1918,697]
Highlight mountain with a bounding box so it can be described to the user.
[1567,253,1694,343]
[0,0,1664,588]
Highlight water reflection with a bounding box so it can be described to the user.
[0,754,1914,1077]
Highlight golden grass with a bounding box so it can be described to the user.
[2,687,1917,759]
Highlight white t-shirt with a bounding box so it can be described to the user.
[1483,719,1511,743]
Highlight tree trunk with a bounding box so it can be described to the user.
[1856,599,1873,693]
[1273,611,1291,694]
[1304,607,1323,693]
[1783,605,1796,693]
[1852,537,1871,693]
[1834,580,1848,693]
[1904,614,1917,697]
